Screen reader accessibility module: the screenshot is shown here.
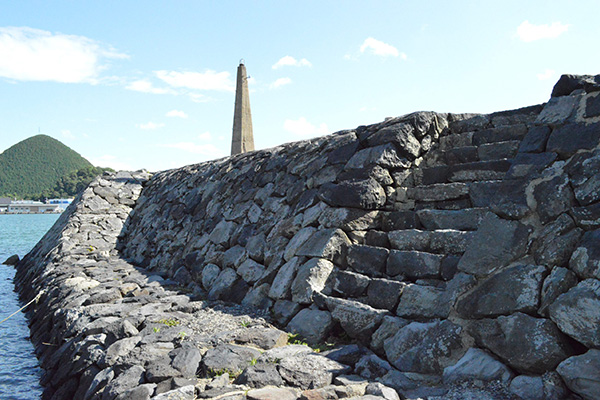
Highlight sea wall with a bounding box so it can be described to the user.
[14,74,600,400]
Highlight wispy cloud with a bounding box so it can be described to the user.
[159,141,224,156]
[360,37,406,58]
[61,129,75,139]
[283,117,329,137]
[155,70,234,91]
[272,56,312,69]
[537,69,556,80]
[0,26,127,83]
[270,77,292,89]
[198,131,211,140]
[126,79,174,94]
[166,109,188,118]
[516,20,569,42]
[136,122,165,130]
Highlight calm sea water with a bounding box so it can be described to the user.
[0,214,59,400]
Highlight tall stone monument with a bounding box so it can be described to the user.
[231,60,254,155]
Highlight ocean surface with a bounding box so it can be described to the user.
[0,214,59,400]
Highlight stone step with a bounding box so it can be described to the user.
[388,229,475,255]
[416,159,512,185]
[407,183,469,202]
[416,208,492,231]
[448,159,512,182]
[477,140,521,161]
[472,124,528,146]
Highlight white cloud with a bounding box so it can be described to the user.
[61,129,75,139]
[198,131,211,140]
[155,70,234,91]
[537,69,556,80]
[270,77,292,89]
[88,154,133,171]
[159,141,224,156]
[0,26,127,83]
[283,117,329,137]
[136,122,165,130]
[126,79,174,94]
[166,109,188,118]
[272,56,312,69]
[516,20,569,42]
[360,37,405,58]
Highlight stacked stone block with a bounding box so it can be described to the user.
[13,74,600,399]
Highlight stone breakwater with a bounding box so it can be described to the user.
[13,74,600,400]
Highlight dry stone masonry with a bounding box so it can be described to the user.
[13,74,600,400]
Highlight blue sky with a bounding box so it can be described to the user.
[0,1,598,171]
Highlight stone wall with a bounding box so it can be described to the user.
[15,74,600,400]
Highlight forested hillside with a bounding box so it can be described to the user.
[0,135,101,199]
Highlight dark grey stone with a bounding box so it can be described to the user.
[355,353,393,380]
[365,123,421,160]
[557,349,600,400]
[519,126,552,153]
[345,143,411,169]
[573,202,600,229]
[549,279,600,348]
[407,183,468,202]
[286,308,334,345]
[272,300,302,326]
[547,122,600,158]
[539,267,578,317]
[366,278,405,311]
[346,244,389,277]
[235,363,284,388]
[586,93,600,117]
[570,229,600,279]
[417,208,489,231]
[478,140,519,160]
[456,264,545,318]
[277,353,350,390]
[296,228,350,265]
[505,152,558,180]
[445,146,478,166]
[101,365,145,400]
[319,179,386,210]
[443,348,514,384]
[387,250,442,279]
[533,174,575,224]
[291,258,334,304]
[448,159,512,182]
[458,214,531,277]
[384,320,467,374]
[371,316,410,355]
[470,312,574,374]
[381,211,418,231]
[320,344,367,366]
[332,270,370,298]
[202,344,262,376]
[472,124,528,146]
[326,297,388,342]
[388,229,430,252]
[551,74,600,97]
[171,346,201,378]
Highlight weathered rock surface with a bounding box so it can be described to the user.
[13,75,600,400]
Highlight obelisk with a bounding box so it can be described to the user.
[231,60,254,155]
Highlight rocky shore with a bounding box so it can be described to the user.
[13,74,600,399]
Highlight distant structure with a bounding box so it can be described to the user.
[231,60,254,155]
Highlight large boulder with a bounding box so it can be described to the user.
[458,214,531,277]
[470,312,574,374]
[443,348,514,384]
[384,320,467,374]
[456,264,545,318]
[549,279,600,348]
[286,308,334,345]
[291,258,334,304]
[557,349,600,400]
[326,297,388,342]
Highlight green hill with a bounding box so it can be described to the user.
[0,135,94,198]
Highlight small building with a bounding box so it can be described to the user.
[0,197,11,213]
[8,200,61,214]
